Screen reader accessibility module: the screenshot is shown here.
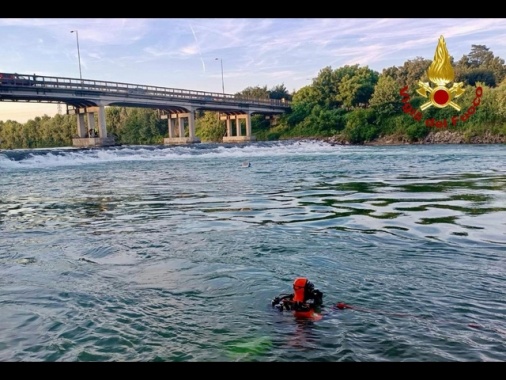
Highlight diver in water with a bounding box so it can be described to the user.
[271,277,323,319]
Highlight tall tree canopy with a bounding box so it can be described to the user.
[456,45,506,86]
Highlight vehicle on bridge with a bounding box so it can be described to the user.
[0,73,34,87]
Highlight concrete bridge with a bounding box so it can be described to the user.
[0,72,291,147]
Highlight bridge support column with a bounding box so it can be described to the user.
[162,109,201,145]
[87,111,96,137]
[71,105,116,148]
[188,110,196,140]
[222,112,256,143]
[226,117,232,137]
[77,113,87,138]
[178,116,185,138]
[236,116,242,137]
[97,106,107,138]
[167,117,176,138]
[245,113,252,138]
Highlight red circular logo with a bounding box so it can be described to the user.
[433,89,449,106]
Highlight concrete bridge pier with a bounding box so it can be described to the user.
[163,108,201,145]
[222,112,256,143]
[71,105,116,147]
[76,112,87,138]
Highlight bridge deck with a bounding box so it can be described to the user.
[0,72,291,111]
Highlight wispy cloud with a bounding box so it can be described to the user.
[2,18,506,122]
[188,22,206,73]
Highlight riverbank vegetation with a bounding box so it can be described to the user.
[1,44,505,149]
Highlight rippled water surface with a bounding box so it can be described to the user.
[1,141,505,362]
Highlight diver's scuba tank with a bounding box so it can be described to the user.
[271,277,324,312]
[293,277,323,307]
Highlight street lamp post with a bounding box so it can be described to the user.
[70,30,83,81]
[215,58,224,94]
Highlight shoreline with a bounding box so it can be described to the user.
[322,130,506,146]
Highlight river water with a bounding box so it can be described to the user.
[1,141,505,362]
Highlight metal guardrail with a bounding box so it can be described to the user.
[0,72,291,108]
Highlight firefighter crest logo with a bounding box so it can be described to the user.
[416,35,465,111]
[400,35,482,128]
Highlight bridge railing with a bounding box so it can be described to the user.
[0,72,291,107]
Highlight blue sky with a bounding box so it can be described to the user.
[1,18,506,123]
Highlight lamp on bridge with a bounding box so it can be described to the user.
[215,57,225,94]
[70,30,83,81]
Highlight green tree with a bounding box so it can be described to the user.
[120,108,163,144]
[461,68,496,87]
[37,115,61,147]
[389,57,431,92]
[313,66,340,109]
[369,74,402,117]
[195,111,225,142]
[336,66,379,109]
[50,114,75,145]
[286,85,319,126]
[269,84,291,101]
[21,119,40,148]
[405,123,428,142]
[0,120,23,149]
[341,108,378,144]
[467,45,495,68]
[495,78,506,119]
[236,86,269,99]
[106,106,127,141]
[456,45,506,86]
